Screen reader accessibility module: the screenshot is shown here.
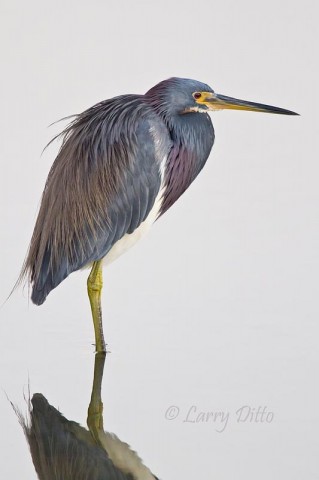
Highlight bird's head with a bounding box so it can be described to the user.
[145,77,298,117]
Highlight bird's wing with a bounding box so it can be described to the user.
[24,95,172,304]
[17,393,135,480]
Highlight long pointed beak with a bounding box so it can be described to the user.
[206,93,299,115]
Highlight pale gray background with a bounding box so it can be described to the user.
[0,0,318,478]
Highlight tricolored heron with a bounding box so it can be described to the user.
[14,353,158,479]
[20,77,298,352]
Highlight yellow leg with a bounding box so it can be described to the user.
[87,352,106,446]
[87,260,106,353]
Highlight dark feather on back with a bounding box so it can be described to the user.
[15,393,134,480]
[21,95,169,304]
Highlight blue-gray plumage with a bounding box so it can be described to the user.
[19,394,133,480]
[16,393,159,480]
[14,352,160,479]
[21,77,298,351]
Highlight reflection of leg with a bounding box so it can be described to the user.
[87,352,106,446]
[87,260,106,353]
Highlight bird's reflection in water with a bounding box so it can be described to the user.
[16,353,159,480]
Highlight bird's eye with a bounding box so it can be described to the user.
[193,92,202,100]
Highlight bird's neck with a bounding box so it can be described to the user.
[159,112,215,216]
[168,112,214,153]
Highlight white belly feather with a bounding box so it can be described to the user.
[99,431,155,480]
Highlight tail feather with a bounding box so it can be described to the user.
[29,247,70,305]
